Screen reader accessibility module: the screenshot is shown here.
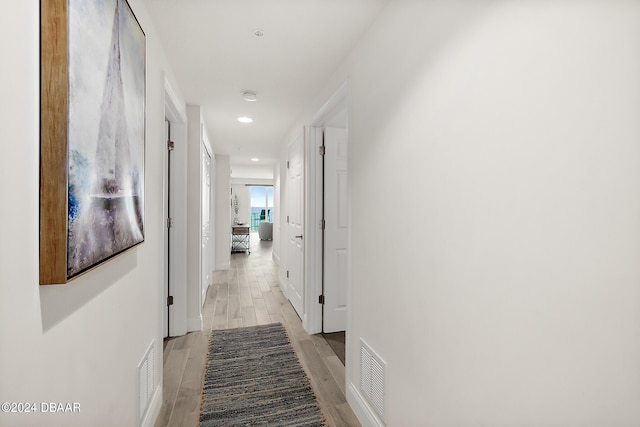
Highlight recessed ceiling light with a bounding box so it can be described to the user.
[251,158,259,162]
[237,116,253,123]
[242,91,257,102]
[253,29,264,38]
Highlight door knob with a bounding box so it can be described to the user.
[295,235,303,239]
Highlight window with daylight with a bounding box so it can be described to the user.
[250,186,273,231]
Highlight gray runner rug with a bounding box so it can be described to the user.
[199,323,326,427]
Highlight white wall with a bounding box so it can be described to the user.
[281,1,640,425]
[272,161,281,265]
[231,163,274,180]
[231,184,251,225]
[0,1,184,425]
[186,105,210,331]
[214,155,231,270]
[207,148,216,295]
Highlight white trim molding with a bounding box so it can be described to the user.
[215,262,231,271]
[140,385,162,427]
[347,381,385,427]
[303,79,351,335]
[164,75,189,338]
[187,314,203,332]
[164,78,187,123]
[278,271,287,294]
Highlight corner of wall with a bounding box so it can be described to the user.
[215,262,231,271]
[187,314,203,332]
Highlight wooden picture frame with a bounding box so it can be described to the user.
[40,0,145,284]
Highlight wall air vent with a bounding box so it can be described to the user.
[360,338,386,422]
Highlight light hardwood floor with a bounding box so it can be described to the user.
[154,233,360,427]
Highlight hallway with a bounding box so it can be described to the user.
[155,234,359,427]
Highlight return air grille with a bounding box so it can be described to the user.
[360,339,386,421]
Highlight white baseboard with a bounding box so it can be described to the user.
[215,262,230,271]
[140,385,162,427]
[272,251,280,266]
[187,314,203,332]
[347,381,385,427]
[278,273,287,294]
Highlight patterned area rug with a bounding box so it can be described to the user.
[199,323,326,427]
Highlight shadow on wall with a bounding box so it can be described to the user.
[39,249,137,332]
[350,1,500,159]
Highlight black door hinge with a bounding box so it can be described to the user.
[319,295,325,304]
[167,295,174,306]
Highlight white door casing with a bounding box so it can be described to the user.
[164,119,170,338]
[303,80,350,335]
[164,78,188,337]
[287,133,305,319]
[323,127,348,333]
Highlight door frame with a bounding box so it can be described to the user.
[164,77,188,337]
[321,126,349,333]
[304,80,350,334]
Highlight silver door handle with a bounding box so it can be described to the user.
[295,235,303,239]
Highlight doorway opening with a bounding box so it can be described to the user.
[163,79,188,338]
[250,186,274,231]
[320,126,348,334]
[300,82,350,370]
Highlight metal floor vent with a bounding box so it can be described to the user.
[138,342,155,422]
[360,339,386,422]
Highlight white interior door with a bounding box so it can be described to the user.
[287,135,305,319]
[323,127,348,333]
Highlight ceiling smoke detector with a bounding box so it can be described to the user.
[242,91,257,102]
[253,29,264,38]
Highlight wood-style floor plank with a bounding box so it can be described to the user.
[154,348,189,427]
[253,298,271,325]
[155,232,360,427]
[298,339,346,408]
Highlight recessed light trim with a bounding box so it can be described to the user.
[242,91,257,102]
[251,158,260,162]
[237,116,253,123]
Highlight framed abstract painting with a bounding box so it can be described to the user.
[40,0,145,284]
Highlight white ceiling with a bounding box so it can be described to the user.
[142,0,387,177]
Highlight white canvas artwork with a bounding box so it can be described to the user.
[67,0,145,278]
